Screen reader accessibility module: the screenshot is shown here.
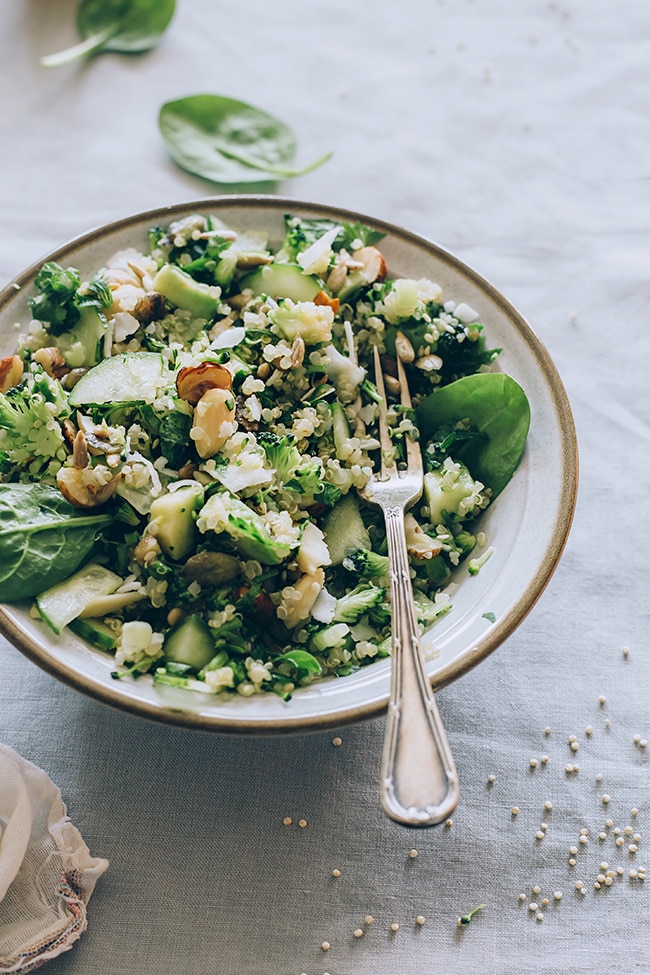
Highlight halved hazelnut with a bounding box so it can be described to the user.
[0,355,24,394]
[176,362,232,404]
[31,347,69,379]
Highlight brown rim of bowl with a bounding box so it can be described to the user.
[0,195,578,734]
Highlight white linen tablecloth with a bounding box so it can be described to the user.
[1,0,648,972]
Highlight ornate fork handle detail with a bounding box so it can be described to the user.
[380,505,460,825]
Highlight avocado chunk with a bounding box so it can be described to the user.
[149,485,204,562]
[152,263,221,320]
[54,305,106,368]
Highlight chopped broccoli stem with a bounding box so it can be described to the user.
[468,546,494,575]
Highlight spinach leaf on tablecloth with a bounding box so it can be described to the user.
[41,0,176,68]
[159,94,332,185]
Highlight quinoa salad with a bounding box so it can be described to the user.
[0,212,530,700]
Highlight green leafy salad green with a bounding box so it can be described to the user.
[0,212,530,700]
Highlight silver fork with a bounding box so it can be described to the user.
[361,346,460,827]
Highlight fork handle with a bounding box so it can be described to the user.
[380,506,460,827]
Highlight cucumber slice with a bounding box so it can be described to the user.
[148,484,204,562]
[322,494,371,566]
[69,616,118,652]
[163,614,215,671]
[36,564,123,634]
[68,351,165,407]
[239,264,321,302]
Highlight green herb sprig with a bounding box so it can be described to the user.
[457,904,486,926]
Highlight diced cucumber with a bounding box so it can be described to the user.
[323,494,371,565]
[239,264,321,302]
[36,564,123,634]
[69,616,118,652]
[148,484,204,562]
[152,263,222,320]
[78,590,146,618]
[423,464,478,525]
[55,306,106,368]
[68,351,165,407]
[162,614,215,671]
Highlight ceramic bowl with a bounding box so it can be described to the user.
[0,197,578,733]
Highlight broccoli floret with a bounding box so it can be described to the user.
[342,548,390,581]
[258,432,301,484]
[468,546,494,576]
[0,366,70,478]
[413,590,452,630]
[332,584,385,624]
[423,459,489,525]
[324,344,366,404]
[284,460,342,507]
[196,490,294,565]
[455,529,477,557]
[269,300,334,345]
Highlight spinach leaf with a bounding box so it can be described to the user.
[158,411,193,470]
[158,95,332,185]
[0,484,113,602]
[416,373,531,497]
[41,0,175,68]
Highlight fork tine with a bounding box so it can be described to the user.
[373,345,396,474]
[396,355,423,476]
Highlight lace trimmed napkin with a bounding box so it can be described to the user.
[0,744,108,973]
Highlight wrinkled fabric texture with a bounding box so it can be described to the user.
[0,746,108,973]
[0,0,649,972]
